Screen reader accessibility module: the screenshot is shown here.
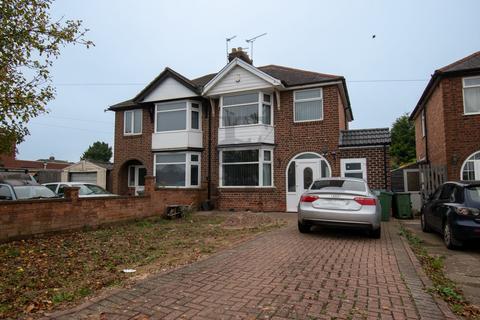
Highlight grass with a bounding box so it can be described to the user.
[0,212,285,319]
[399,225,480,319]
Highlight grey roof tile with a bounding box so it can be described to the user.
[339,128,391,147]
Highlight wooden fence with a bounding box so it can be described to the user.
[419,164,447,200]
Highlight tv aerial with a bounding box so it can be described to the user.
[226,35,237,62]
[246,33,267,63]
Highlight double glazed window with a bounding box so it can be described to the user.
[221,92,272,127]
[155,101,201,132]
[463,76,480,114]
[341,158,367,181]
[220,149,273,187]
[294,88,323,122]
[124,109,142,135]
[155,152,200,187]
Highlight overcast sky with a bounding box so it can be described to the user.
[18,0,480,161]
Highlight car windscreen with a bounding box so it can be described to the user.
[77,184,109,195]
[13,186,57,199]
[310,179,366,192]
[465,186,480,207]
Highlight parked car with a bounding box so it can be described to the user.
[43,182,116,198]
[421,181,480,249]
[297,177,382,238]
[0,179,57,200]
[0,171,36,182]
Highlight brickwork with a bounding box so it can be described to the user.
[339,146,391,190]
[441,76,480,180]
[0,177,204,242]
[47,217,458,320]
[112,83,390,212]
[413,74,480,180]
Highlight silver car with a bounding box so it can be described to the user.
[298,177,381,238]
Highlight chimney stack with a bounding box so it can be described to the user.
[228,47,253,65]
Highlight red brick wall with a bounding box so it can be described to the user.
[112,109,154,194]
[413,75,480,180]
[441,76,480,180]
[339,147,391,190]
[0,178,205,242]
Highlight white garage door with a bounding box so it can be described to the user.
[69,172,97,184]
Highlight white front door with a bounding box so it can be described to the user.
[129,166,146,195]
[286,156,329,212]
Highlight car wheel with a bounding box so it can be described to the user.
[420,212,432,233]
[298,221,311,233]
[443,222,462,250]
[370,227,381,239]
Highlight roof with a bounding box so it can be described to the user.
[410,51,480,120]
[109,63,351,114]
[339,128,391,147]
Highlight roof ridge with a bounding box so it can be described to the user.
[341,127,389,132]
[437,50,480,72]
[259,64,342,78]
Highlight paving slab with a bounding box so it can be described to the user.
[45,214,454,320]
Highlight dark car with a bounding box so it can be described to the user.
[421,181,480,249]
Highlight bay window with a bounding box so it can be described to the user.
[155,101,201,132]
[124,109,142,135]
[154,152,200,187]
[294,88,323,122]
[463,76,480,114]
[220,148,273,187]
[221,92,272,127]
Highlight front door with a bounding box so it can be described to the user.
[129,166,146,195]
[286,158,326,212]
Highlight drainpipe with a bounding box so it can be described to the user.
[207,100,212,205]
[424,109,429,164]
[383,144,388,190]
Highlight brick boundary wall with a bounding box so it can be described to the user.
[0,177,204,243]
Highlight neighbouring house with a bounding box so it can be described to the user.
[61,160,113,191]
[109,48,391,212]
[0,146,71,183]
[410,50,480,194]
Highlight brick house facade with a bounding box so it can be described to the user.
[109,49,391,212]
[410,51,480,182]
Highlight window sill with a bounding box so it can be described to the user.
[155,186,202,190]
[153,129,202,134]
[124,133,142,137]
[293,119,324,124]
[218,186,276,190]
[463,112,480,116]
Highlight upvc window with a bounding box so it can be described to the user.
[463,76,480,114]
[154,152,201,187]
[220,148,273,187]
[221,92,272,127]
[294,88,323,122]
[124,109,142,135]
[341,158,367,181]
[155,101,201,132]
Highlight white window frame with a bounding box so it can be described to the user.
[219,91,273,128]
[153,151,201,188]
[463,76,480,115]
[124,109,142,135]
[421,109,426,137]
[219,147,274,188]
[460,150,480,180]
[340,158,367,181]
[293,88,324,123]
[154,100,202,133]
[128,165,146,188]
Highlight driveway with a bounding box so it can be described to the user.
[402,219,480,307]
[47,214,455,320]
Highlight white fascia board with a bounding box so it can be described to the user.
[281,81,342,91]
[202,58,283,96]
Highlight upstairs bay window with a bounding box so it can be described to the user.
[155,101,201,132]
[154,152,200,188]
[220,148,273,187]
[464,76,480,114]
[124,109,142,135]
[294,88,323,122]
[221,92,272,127]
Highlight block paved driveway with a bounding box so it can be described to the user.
[48,214,454,320]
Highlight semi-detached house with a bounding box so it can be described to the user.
[109,49,391,212]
